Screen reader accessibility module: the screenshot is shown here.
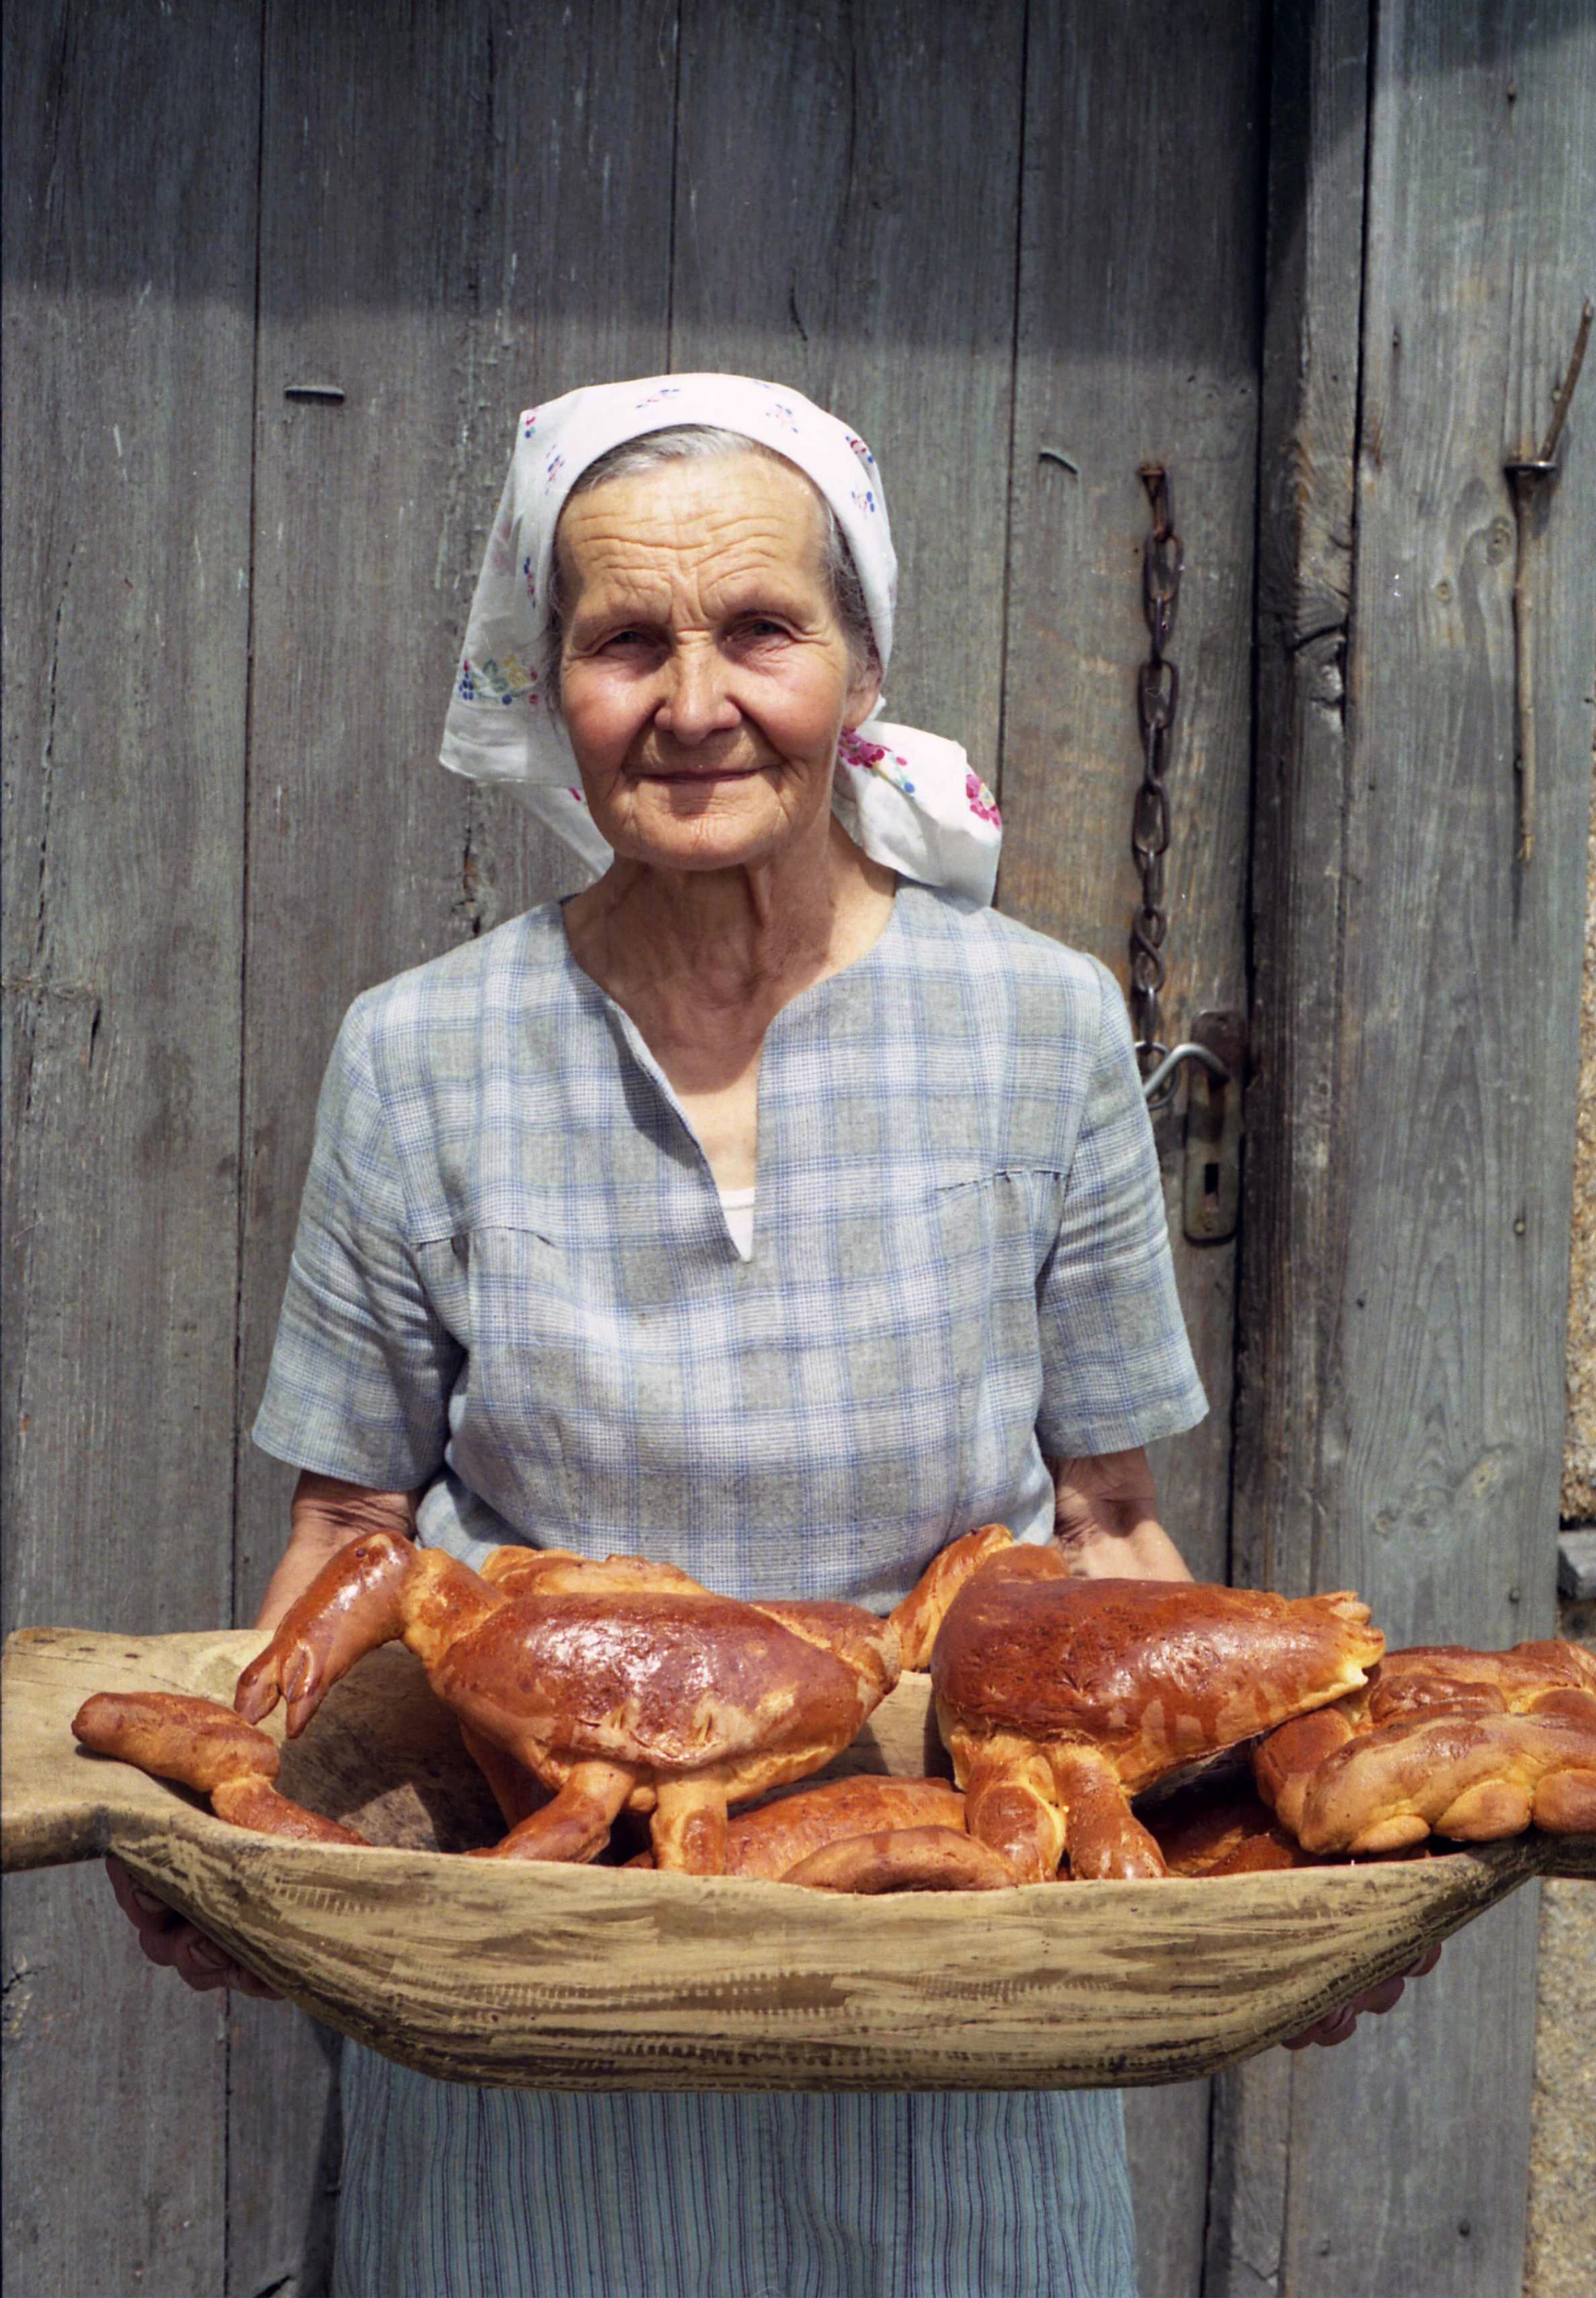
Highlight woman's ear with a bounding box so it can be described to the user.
[842,661,883,730]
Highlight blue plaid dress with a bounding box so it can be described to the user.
[255,884,1205,2298]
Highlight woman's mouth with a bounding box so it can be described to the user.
[634,762,772,784]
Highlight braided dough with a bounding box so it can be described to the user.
[1253,1641,1596,1853]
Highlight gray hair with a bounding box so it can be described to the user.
[541,424,878,706]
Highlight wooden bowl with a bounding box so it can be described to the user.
[4,1625,1590,2092]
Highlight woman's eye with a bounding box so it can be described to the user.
[738,618,789,643]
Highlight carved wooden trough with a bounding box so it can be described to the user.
[4,1625,1590,2092]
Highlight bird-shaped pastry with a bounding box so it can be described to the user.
[891,1526,1384,1881]
[76,1535,900,1875]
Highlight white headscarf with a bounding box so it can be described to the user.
[439,374,1002,903]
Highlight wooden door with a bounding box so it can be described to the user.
[6,6,1591,2296]
[1217,8,1596,2295]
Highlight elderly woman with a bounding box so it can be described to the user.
[109,375,1413,2296]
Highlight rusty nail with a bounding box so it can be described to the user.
[1501,302,1593,864]
[1534,297,1593,469]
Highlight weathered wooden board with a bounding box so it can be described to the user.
[1226,6,1596,2296]
[0,0,260,1677]
[226,6,681,2288]
[670,0,1025,776]
[1210,11,1373,2292]
[1000,0,1266,1584]
[1232,0,1373,1624]
[998,9,1269,2288]
[0,5,262,2294]
[8,1627,1590,2095]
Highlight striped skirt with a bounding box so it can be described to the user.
[333,2046,1138,2296]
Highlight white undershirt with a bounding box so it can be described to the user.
[717,1183,756,1260]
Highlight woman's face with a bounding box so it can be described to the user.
[555,451,880,873]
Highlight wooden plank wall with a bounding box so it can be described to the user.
[2,7,1260,2291]
[5,2,1591,2294]
[2,5,262,2289]
[999,8,1266,2290]
[1222,5,1596,2296]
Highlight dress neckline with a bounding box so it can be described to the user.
[544,887,916,1254]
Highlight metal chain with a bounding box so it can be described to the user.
[1130,464,1182,1093]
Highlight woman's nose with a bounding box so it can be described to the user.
[655,644,739,744]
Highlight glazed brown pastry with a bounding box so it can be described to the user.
[781,1825,1016,1892]
[233,1533,900,1872]
[1145,1784,1320,1877]
[625,1774,1004,1889]
[890,1524,1016,1668]
[208,1775,369,1844]
[1254,1640,1596,1853]
[71,1689,366,1846]
[903,1529,1384,1881]
[721,1774,969,1878]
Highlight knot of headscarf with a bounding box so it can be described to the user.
[439,373,1002,904]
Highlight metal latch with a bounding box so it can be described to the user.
[1177,1009,1246,1243]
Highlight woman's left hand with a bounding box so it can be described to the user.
[1281,1941,1444,2048]
[1049,1448,1193,1582]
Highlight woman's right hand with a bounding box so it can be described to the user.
[105,1853,281,1999]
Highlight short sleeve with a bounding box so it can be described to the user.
[1033,957,1208,1457]
[251,997,462,1488]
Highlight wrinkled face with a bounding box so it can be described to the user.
[555,451,880,872]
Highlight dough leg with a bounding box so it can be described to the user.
[650,1776,729,1874]
[964,1751,1067,1884]
[73,1690,280,1793]
[211,1776,366,1845]
[1049,1746,1167,1880]
[469,1760,636,1863]
[888,1525,1016,1668]
[781,1825,1016,1892]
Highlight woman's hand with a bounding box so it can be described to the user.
[1049,1448,1193,1582]
[255,1470,418,1633]
[103,1471,417,1996]
[105,1852,282,1998]
[1282,1943,1444,2049]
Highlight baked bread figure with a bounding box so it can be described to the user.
[1253,1641,1596,1854]
[892,1527,1384,1881]
[221,1534,900,1872]
[75,1543,899,1872]
[71,1690,367,1843]
[627,1774,1015,1891]
[1144,1783,1320,1877]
